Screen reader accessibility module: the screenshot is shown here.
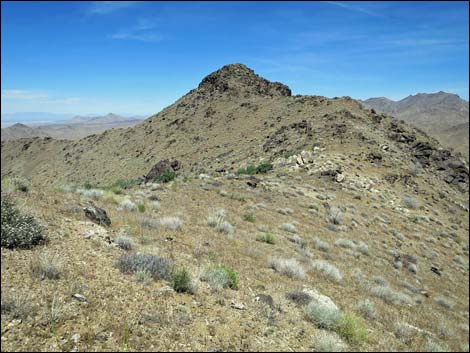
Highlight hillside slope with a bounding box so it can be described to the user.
[1,64,469,352]
[362,92,469,158]
[1,65,468,191]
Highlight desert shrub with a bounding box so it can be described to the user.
[243,213,256,222]
[311,260,342,282]
[255,162,273,174]
[277,208,294,215]
[434,297,454,310]
[336,313,368,345]
[370,284,413,305]
[207,210,234,235]
[1,194,45,249]
[158,216,183,231]
[76,187,104,200]
[305,300,342,330]
[30,254,62,280]
[268,258,305,279]
[425,340,448,352]
[1,291,32,319]
[357,242,369,255]
[403,196,419,209]
[154,170,176,183]
[313,237,331,252]
[172,268,195,293]
[314,331,347,352]
[201,264,238,290]
[237,162,273,175]
[357,299,378,320]
[11,177,31,192]
[115,253,173,281]
[115,236,134,251]
[328,207,344,225]
[118,199,137,211]
[137,203,146,213]
[112,178,140,190]
[281,223,297,233]
[335,238,355,249]
[258,232,275,244]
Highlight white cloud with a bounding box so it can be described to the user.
[110,18,162,42]
[88,1,137,15]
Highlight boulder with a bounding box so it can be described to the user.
[83,205,111,227]
[144,159,181,182]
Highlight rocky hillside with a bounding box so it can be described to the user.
[1,65,468,191]
[1,64,469,352]
[362,92,469,158]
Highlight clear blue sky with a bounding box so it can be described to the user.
[1,1,468,118]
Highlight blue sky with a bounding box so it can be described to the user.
[1,1,468,119]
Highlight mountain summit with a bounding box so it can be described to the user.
[197,63,292,97]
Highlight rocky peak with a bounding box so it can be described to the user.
[197,63,291,97]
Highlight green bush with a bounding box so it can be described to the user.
[258,232,275,244]
[154,170,176,183]
[137,203,146,213]
[172,268,194,293]
[336,313,368,345]
[112,179,140,190]
[1,194,45,249]
[237,162,273,175]
[201,264,239,290]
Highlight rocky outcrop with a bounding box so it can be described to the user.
[144,159,181,182]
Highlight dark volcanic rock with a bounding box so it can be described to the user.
[144,159,181,182]
[83,205,111,227]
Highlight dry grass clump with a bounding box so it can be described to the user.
[434,297,454,310]
[158,216,183,231]
[313,237,331,252]
[1,291,32,319]
[268,258,305,279]
[403,196,419,209]
[30,254,62,280]
[118,199,137,211]
[335,238,355,249]
[115,253,174,281]
[313,331,347,352]
[115,236,134,251]
[281,223,297,233]
[207,209,234,235]
[311,260,342,282]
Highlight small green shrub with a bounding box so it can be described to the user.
[336,313,368,345]
[201,264,238,290]
[154,170,176,183]
[1,194,45,249]
[11,177,31,192]
[243,213,256,222]
[258,232,275,244]
[112,178,140,190]
[137,203,146,213]
[172,268,194,293]
[237,162,273,175]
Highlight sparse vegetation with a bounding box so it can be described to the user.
[268,258,305,279]
[115,236,134,251]
[201,264,238,290]
[237,162,273,175]
[311,260,342,282]
[30,254,62,280]
[171,268,195,293]
[154,170,176,183]
[115,253,174,281]
[258,232,276,244]
[1,291,32,319]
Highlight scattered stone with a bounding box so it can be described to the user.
[72,293,88,303]
[230,302,246,310]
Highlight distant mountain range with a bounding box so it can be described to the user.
[361,92,469,159]
[1,113,145,141]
